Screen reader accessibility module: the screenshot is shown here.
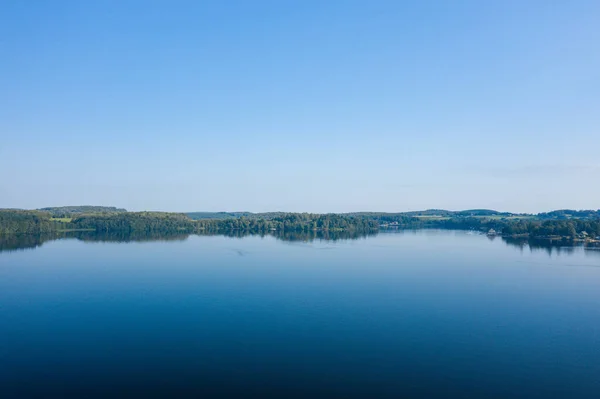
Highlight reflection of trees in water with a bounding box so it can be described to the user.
[500,236,600,256]
[69,230,191,243]
[3,229,596,255]
[197,229,377,242]
[0,233,61,253]
[583,243,600,257]
[0,229,377,252]
[0,231,191,252]
[277,229,376,242]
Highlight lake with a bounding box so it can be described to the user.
[1,230,600,398]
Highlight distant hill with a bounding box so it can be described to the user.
[402,209,455,217]
[186,212,253,220]
[455,209,507,216]
[347,209,515,218]
[537,209,600,220]
[30,207,600,221]
[39,206,127,217]
[187,211,312,220]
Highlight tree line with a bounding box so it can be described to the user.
[39,206,127,218]
[1,209,599,239]
[431,217,600,238]
[0,210,61,235]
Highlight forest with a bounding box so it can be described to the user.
[0,210,64,235]
[1,208,599,240]
[39,206,127,218]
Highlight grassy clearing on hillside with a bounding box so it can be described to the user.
[51,217,72,223]
[481,215,534,220]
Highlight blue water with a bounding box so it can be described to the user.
[1,230,600,398]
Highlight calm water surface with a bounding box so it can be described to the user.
[1,230,600,398]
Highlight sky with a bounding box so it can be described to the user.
[1,0,599,213]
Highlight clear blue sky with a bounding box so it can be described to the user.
[1,0,599,213]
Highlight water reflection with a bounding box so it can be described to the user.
[73,230,191,243]
[502,236,600,257]
[0,229,378,253]
[2,229,600,256]
[0,233,59,253]
[215,229,377,242]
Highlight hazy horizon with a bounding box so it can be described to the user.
[2,1,599,213]
[6,204,600,215]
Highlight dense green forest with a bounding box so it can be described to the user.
[0,210,63,235]
[536,209,600,220]
[195,213,379,234]
[1,207,599,240]
[70,212,379,234]
[38,206,127,218]
[437,217,600,238]
[188,209,600,222]
[187,212,253,220]
[71,212,197,233]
